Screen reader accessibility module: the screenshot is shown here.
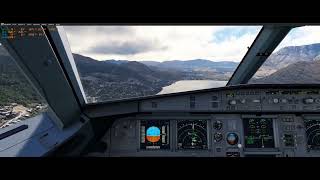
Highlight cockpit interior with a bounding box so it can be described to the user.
[1,24,320,157]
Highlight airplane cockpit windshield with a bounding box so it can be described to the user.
[1,23,320,157]
[62,26,261,103]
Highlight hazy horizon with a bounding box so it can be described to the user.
[73,52,241,62]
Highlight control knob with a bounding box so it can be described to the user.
[213,120,223,130]
[214,132,223,142]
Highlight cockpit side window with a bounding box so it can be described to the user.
[0,43,48,129]
[249,26,320,84]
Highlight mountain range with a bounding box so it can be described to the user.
[72,54,184,101]
[252,43,320,82]
[251,60,320,84]
[1,42,320,104]
[140,59,238,72]
[254,43,320,78]
[264,43,320,69]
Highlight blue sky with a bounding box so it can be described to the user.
[212,26,260,43]
[275,26,320,51]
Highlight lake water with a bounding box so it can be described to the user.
[158,80,228,94]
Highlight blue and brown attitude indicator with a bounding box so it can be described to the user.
[146,126,161,143]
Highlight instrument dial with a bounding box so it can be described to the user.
[226,133,239,145]
[304,119,320,151]
[177,120,208,150]
[213,120,223,130]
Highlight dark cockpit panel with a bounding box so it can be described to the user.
[95,85,320,157]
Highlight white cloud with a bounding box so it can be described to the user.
[275,26,320,51]
[63,26,262,62]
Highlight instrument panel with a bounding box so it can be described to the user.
[102,85,320,157]
[105,114,320,157]
[140,86,320,113]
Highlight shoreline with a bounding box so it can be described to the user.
[157,80,228,95]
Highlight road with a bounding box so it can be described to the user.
[0,105,28,128]
[0,112,22,128]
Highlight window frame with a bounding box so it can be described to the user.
[0,25,83,128]
[227,25,295,85]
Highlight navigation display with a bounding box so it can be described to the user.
[243,118,275,148]
[177,120,208,150]
[140,120,170,150]
[304,119,320,151]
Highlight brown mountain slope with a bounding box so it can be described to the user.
[251,60,320,84]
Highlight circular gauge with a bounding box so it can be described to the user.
[214,132,223,142]
[213,120,223,130]
[305,120,320,150]
[177,120,208,150]
[146,126,161,143]
[226,133,239,145]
